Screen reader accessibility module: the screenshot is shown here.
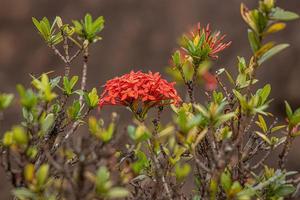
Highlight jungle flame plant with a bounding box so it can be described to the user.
[99,71,181,121]
[0,1,300,200]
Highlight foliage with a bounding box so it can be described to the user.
[0,1,300,200]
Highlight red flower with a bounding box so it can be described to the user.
[99,71,181,119]
[187,23,231,59]
[202,72,217,91]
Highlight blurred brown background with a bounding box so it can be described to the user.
[0,0,299,198]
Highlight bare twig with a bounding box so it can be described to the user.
[279,131,293,169]
[79,47,89,105]
[51,45,67,63]
[62,35,70,77]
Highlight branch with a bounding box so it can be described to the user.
[79,47,89,105]
[278,131,293,169]
[51,45,67,63]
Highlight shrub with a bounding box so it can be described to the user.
[0,1,300,199]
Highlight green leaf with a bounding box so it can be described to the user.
[290,111,300,126]
[50,76,61,88]
[255,131,271,145]
[284,101,293,119]
[233,90,248,110]
[85,88,99,108]
[12,126,28,146]
[84,13,93,33]
[73,20,83,33]
[275,184,295,197]
[88,117,99,134]
[32,17,42,33]
[127,125,136,139]
[41,113,55,134]
[258,44,289,65]
[31,74,57,102]
[73,14,104,42]
[0,93,14,110]
[92,16,105,34]
[257,115,268,133]
[192,196,201,200]
[52,16,62,30]
[69,76,78,89]
[175,163,191,181]
[128,125,151,142]
[248,29,260,52]
[221,170,232,193]
[36,164,49,187]
[172,50,181,66]
[215,112,235,127]
[63,76,79,95]
[107,187,129,198]
[257,84,271,105]
[12,188,36,199]
[3,131,13,146]
[96,166,111,194]
[209,179,218,200]
[255,42,275,58]
[26,146,38,160]
[229,181,243,196]
[132,151,149,174]
[101,123,115,142]
[67,101,81,120]
[16,85,38,110]
[271,125,286,133]
[270,7,299,21]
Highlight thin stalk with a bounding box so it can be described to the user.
[278,129,293,169]
[79,47,89,105]
[63,35,70,77]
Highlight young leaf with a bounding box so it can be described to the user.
[255,131,271,145]
[284,101,293,119]
[41,113,55,134]
[107,187,129,198]
[96,166,111,194]
[67,101,81,120]
[12,188,36,199]
[12,126,28,146]
[257,115,268,133]
[85,88,99,108]
[274,184,295,197]
[0,93,14,110]
[63,76,78,95]
[257,84,271,105]
[270,7,299,21]
[258,43,289,65]
[255,42,275,58]
[221,170,232,193]
[36,164,49,187]
[175,163,191,181]
[3,131,13,146]
[248,29,260,52]
[101,123,115,142]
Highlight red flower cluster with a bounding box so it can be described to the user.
[189,23,231,59]
[99,71,181,109]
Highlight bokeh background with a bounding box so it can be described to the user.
[0,0,299,198]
